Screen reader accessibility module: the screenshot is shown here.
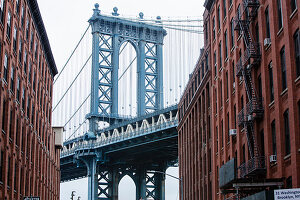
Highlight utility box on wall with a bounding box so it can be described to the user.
[53,126,64,149]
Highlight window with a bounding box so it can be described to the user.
[232,61,235,87]
[227,113,230,139]
[201,62,204,79]
[233,105,236,128]
[22,88,25,110]
[229,0,232,7]
[16,0,20,14]
[27,98,30,118]
[291,0,297,13]
[265,7,271,38]
[271,120,277,155]
[205,22,208,42]
[0,0,4,24]
[225,30,228,59]
[26,19,29,40]
[28,61,32,83]
[215,88,217,113]
[16,77,20,100]
[21,6,25,27]
[277,0,283,30]
[242,144,245,163]
[14,163,17,190]
[6,12,12,39]
[284,110,291,155]
[30,32,34,50]
[7,156,10,187]
[9,109,13,138]
[226,72,228,99]
[220,81,223,107]
[0,150,3,182]
[237,5,241,35]
[280,46,287,91]
[213,17,216,40]
[18,40,23,64]
[214,51,217,76]
[35,43,38,59]
[230,19,234,48]
[217,6,221,30]
[13,26,17,52]
[223,0,226,18]
[269,62,274,102]
[216,126,218,151]
[294,30,300,77]
[10,66,14,91]
[219,41,222,69]
[33,71,36,92]
[258,74,262,99]
[205,53,209,71]
[24,50,27,74]
[1,99,6,131]
[3,53,8,82]
[15,119,19,145]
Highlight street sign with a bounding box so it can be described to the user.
[274,188,300,200]
[23,197,40,200]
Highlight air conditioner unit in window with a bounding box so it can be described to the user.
[247,115,253,121]
[229,129,237,136]
[264,38,271,47]
[233,82,236,89]
[270,155,277,162]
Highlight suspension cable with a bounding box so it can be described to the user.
[66,118,88,141]
[118,57,137,81]
[54,25,91,85]
[52,53,92,112]
[63,94,91,127]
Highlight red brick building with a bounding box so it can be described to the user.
[0,0,60,199]
[178,0,300,199]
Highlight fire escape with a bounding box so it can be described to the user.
[218,2,285,199]
[234,0,265,179]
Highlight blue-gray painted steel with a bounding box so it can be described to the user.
[87,4,166,126]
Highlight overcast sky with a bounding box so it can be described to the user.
[38,0,205,199]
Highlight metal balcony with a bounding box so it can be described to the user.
[242,0,260,19]
[236,57,243,77]
[238,156,266,178]
[244,43,261,64]
[237,108,246,127]
[246,98,263,117]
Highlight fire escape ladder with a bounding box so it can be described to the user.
[234,0,265,178]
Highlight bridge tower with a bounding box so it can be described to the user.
[81,4,168,200]
[86,3,166,133]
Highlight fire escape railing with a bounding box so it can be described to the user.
[238,156,266,178]
[234,0,265,178]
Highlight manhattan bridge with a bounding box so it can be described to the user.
[53,4,203,200]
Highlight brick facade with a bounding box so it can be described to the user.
[0,0,59,199]
[178,0,300,199]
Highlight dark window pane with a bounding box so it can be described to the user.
[280,47,287,91]
[291,0,297,13]
[271,120,277,155]
[294,30,300,77]
[284,110,291,155]
[277,0,283,29]
[265,7,271,38]
[269,63,274,102]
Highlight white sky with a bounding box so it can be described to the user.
[38,0,205,199]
